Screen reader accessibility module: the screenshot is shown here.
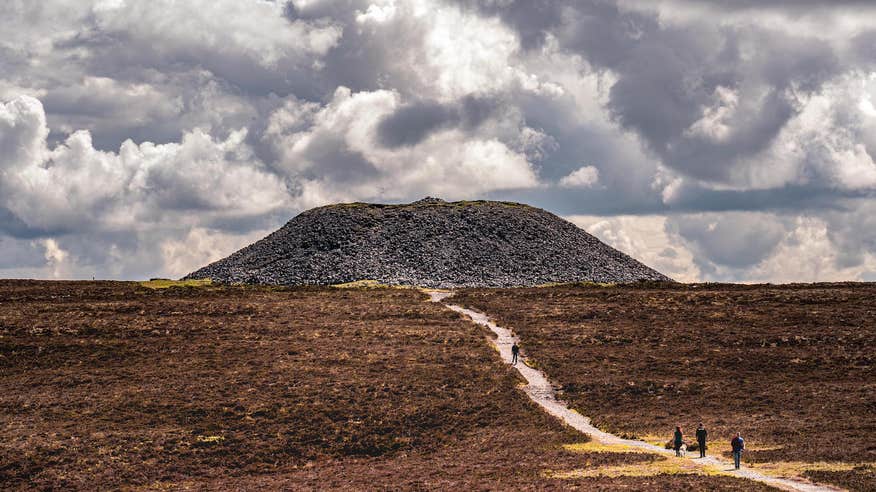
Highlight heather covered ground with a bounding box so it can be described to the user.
[454,283,876,491]
[0,281,772,490]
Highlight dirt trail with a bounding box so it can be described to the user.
[428,291,842,492]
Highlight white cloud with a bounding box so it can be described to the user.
[685,86,739,143]
[559,165,600,188]
[92,0,343,67]
[418,2,520,98]
[568,214,700,282]
[0,96,290,232]
[41,239,70,279]
[0,95,292,277]
[160,227,274,278]
[356,0,398,24]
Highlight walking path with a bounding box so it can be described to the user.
[427,291,842,492]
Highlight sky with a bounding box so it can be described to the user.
[1,0,876,283]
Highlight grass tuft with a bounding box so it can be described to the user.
[140,279,212,289]
[750,461,875,478]
[563,441,650,454]
[545,455,727,479]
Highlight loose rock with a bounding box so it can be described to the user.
[184,198,673,287]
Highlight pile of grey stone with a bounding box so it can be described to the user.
[184,198,673,287]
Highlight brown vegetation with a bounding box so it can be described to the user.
[453,283,876,490]
[0,281,774,490]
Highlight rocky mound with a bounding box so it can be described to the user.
[185,198,672,287]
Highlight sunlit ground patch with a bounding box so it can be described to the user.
[750,461,875,478]
[545,455,727,479]
[746,444,786,452]
[563,441,652,454]
[636,434,672,448]
[195,435,225,444]
[560,440,874,484]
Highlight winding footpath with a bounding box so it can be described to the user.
[428,291,842,492]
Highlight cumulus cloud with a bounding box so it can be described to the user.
[568,214,700,282]
[559,165,600,188]
[0,95,291,277]
[0,96,290,232]
[1,0,876,282]
[572,210,876,283]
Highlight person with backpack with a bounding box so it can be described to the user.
[731,432,745,469]
[511,342,519,365]
[673,426,684,456]
[696,423,708,458]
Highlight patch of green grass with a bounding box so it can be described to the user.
[140,279,213,289]
[195,435,225,444]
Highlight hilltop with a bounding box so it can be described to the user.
[184,197,671,287]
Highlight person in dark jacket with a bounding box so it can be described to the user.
[731,432,745,469]
[673,426,684,456]
[511,342,519,365]
[696,423,708,458]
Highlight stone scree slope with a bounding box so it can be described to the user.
[184,198,672,288]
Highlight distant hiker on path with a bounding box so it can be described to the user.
[511,342,519,365]
[731,432,745,469]
[696,423,708,458]
[673,426,684,456]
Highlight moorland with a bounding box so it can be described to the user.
[453,282,876,491]
[0,280,773,490]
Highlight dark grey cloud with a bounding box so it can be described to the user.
[668,212,788,269]
[455,0,869,186]
[452,0,566,49]
[560,5,841,183]
[378,101,457,147]
[377,95,500,148]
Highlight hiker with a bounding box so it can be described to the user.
[511,342,519,365]
[673,426,684,457]
[696,423,708,458]
[731,432,745,469]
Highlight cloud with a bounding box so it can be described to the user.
[571,209,876,283]
[0,96,290,234]
[0,95,292,278]
[568,214,700,282]
[1,0,876,282]
[160,227,275,278]
[376,95,500,148]
[559,165,600,188]
[265,87,540,208]
[667,212,788,269]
